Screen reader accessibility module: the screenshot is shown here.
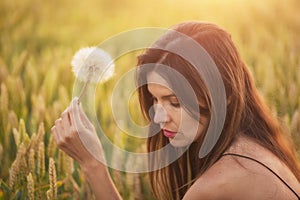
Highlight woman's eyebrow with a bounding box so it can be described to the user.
[147,88,178,99]
[150,93,177,99]
[161,94,177,99]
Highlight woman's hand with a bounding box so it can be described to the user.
[51,98,105,167]
[51,98,122,199]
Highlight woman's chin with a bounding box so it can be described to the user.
[169,137,193,148]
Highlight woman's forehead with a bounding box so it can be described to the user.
[146,71,174,95]
[146,71,169,86]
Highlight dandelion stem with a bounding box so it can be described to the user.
[77,68,93,103]
[77,80,90,103]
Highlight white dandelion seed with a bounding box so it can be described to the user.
[71,47,115,102]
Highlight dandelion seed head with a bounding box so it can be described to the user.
[71,47,114,83]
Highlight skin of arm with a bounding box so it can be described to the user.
[81,158,122,200]
[51,98,122,200]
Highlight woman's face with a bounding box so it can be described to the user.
[147,71,208,147]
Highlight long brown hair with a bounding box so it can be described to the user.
[136,21,300,199]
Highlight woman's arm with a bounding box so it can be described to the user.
[81,158,122,200]
[51,98,121,199]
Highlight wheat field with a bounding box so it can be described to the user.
[0,0,299,199]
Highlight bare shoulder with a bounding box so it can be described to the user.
[183,155,249,200]
[183,149,300,200]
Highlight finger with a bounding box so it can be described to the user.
[55,118,64,134]
[51,126,60,144]
[61,108,71,130]
[72,97,90,123]
[70,98,85,131]
[78,103,93,129]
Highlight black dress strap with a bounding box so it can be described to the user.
[222,153,300,200]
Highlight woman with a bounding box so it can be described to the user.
[51,21,300,199]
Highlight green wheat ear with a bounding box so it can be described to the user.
[19,119,30,146]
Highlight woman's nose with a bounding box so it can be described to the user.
[153,104,169,124]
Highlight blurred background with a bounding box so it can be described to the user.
[0,0,299,199]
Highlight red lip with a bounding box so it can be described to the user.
[163,129,177,138]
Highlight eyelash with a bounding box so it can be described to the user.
[151,97,180,108]
[170,102,180,108]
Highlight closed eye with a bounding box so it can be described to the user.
[170,102,180,108]
[150,95,180,108]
